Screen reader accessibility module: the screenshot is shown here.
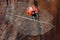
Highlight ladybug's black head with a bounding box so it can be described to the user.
[32,11,37,17]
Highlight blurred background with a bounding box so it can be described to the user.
[0,0,60,40]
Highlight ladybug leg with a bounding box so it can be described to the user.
[35,13,39,20]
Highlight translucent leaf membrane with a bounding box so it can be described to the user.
[6,13,54,35]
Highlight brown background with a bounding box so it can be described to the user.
[0,0,60,40]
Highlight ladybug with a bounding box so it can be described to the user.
[26,5,39,19]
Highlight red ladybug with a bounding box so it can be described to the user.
[26,6,39,17]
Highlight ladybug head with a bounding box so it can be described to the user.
[26,6,39,16]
